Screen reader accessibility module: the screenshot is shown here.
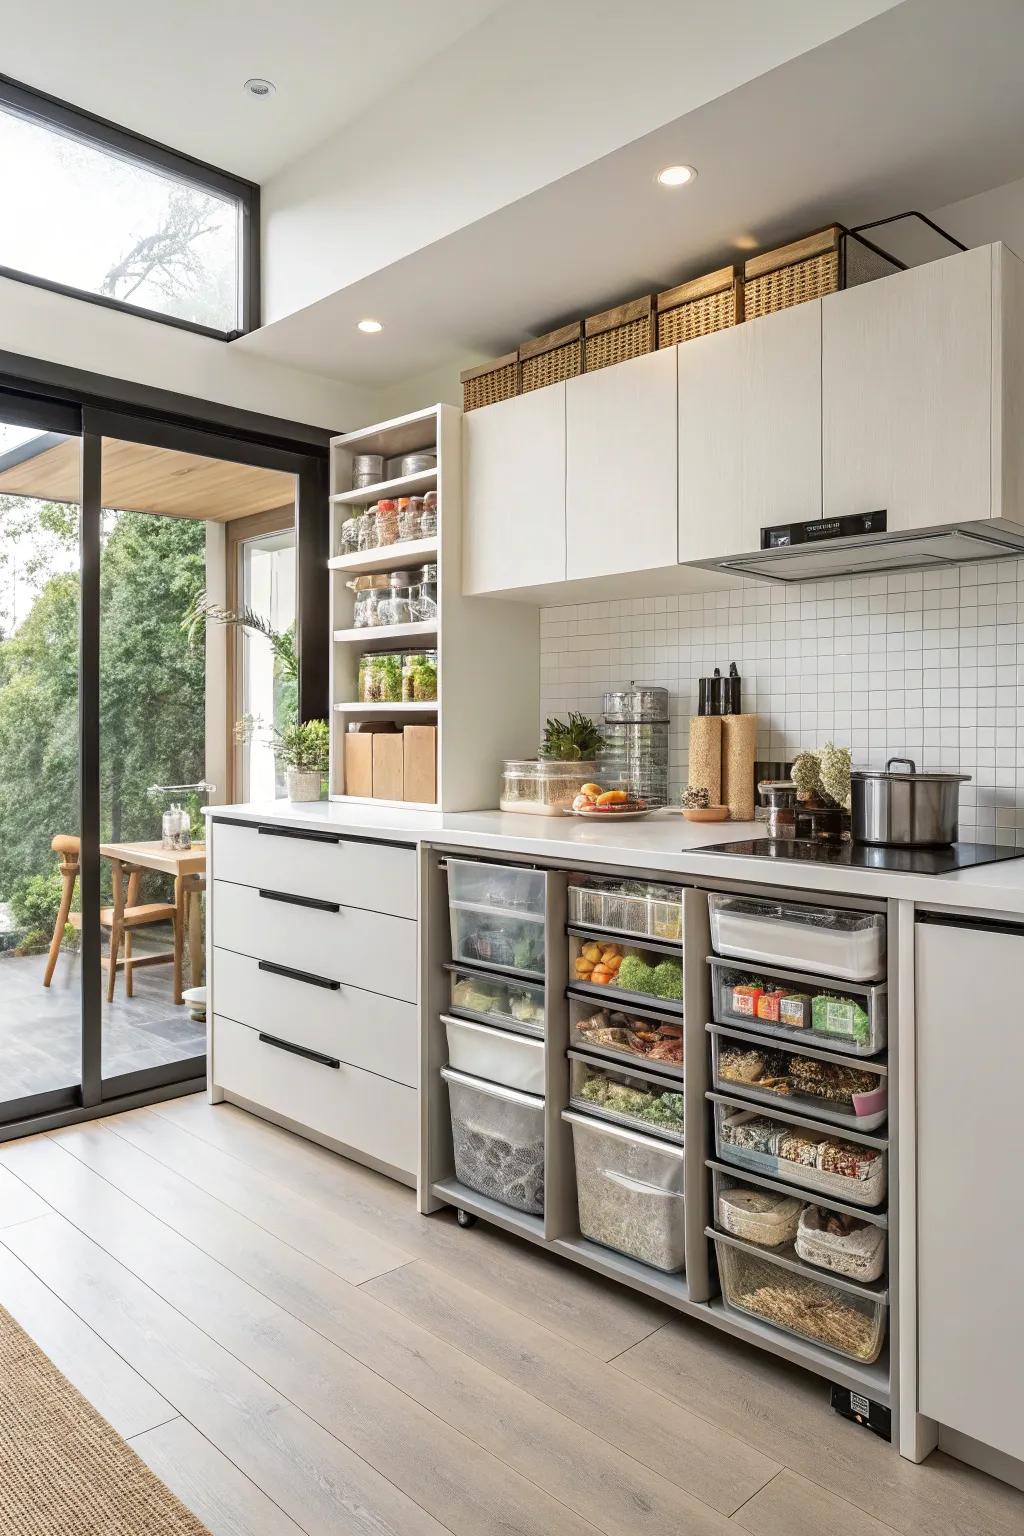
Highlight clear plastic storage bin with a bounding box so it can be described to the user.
[795,1205,887,1284]
[442,1067,545,1214]
[499,760,601,817]
[709,1024,887,1130]
[444,1016,545,1095]
[716,1180,802,1249]
[448,964,545,1038]
[709,894,886,982]
[570,933,683,1011]
[707,957,886,1056]
[568,1051,684,1143]
[713,1233,887,1362]
[713,1098,887,1207]
[565,1110,685,1272]
[570,999,683,1075]
[446,858,546,917]
[450,908,545,978]
[568,878,683,942]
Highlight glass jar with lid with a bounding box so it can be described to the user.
[375,498,399,548]
[357,506,379,551]
[358,650,405,703]
[411,562,438,621]
[499,759,601,816]
[349,573,389,627]
[402,649,438,702]
[420,491,438,536]
[398,496,423,542]
[382,570,413,626]
[339,514,362,556]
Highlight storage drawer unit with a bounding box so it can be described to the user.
[446,857,547,979]
[565,1110,686,1273]
[709,893,885,982]
[568,1050,685,1144]
[442,1066,545,1215]
[710,1165,888,1281]
[709,1023,887,1130]
[713,1095,887,1208]
[213,878,417,1003]
[444,1015,545,1095]
[213,1013,418,1176]
[708,956,886,1056]
[447,963,545,1038]
[569,995,684,1076]
[212,818,417,919]
[212,946,417,1088]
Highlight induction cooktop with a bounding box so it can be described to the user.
[698,839,1024,875]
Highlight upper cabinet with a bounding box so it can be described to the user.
[463,384,567,595]
[677,302,822,561]
[822,244,998,531]
[565,348,677,579]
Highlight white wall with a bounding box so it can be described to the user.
[0,275,378,430]
[261,0,898,323]
[933,175,1024,260]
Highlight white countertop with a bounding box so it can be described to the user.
[205,801,1024,917]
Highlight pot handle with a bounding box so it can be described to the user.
[886,757,916,774]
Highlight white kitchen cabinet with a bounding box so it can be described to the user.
[462,384,566,593]
[678,302,822,562]
[823,245,997,531]
[915,914,1024,1463]
[565,348,677,578]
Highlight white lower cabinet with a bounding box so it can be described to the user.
[212,1014,418,1177]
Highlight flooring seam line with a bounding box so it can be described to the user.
[126,1413,182,1441]
[724,1466,786,1522]
[603,1322,668,1364]
[739,1468,908,1536]
[38,1132,616,1536]
[144,1102,643,1366]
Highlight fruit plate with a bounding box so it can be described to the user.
[568,805,655,821]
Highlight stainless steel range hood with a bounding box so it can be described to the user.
[698,524,1024,583]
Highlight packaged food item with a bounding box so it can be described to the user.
[574,1008,683,1065]
[812,993,871,1046]
[718,1109,886,1205]
[732,984,763,1018]
[796,1207,886,1283]
[778,993,810,1029]
[756,990,786,1022]
[717,1186,801,1248]
[787,1056,878,1105]
[572,1060,685,1140]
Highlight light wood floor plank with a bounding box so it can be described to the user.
[0,1209,446,1536]
[617,1317,1024,1536]
[108,1107,413,1285]
[5,1132,607,1536]
[154,1095,664,1359]
[53,1121,730,1536]
[131,1417,309,1536]
[0,1163,49,1227]
[0,1236,175,1439]
[365,1256,778,1517]
[732,1469,902,1536]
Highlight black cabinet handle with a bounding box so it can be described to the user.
[258,1032,340,1069]
[258,959,340,991]
[257,825,343,845]
[257,888,340,914]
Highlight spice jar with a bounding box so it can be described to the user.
[399,496,423,542]
[358,506,379,551]
[411,562,438,621]
[420,491,438,536]
[339,514,362,556]
[382,570,413,626]
[402,649,438,702]
[350,573,389,627]
[376,498,399,548]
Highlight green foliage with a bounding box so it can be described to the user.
[541,711,604,762]
[276,718,329,773]
[9,870,68,931]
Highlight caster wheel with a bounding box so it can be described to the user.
[456,1208,477,1229]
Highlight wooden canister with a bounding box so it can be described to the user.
[722,714,759,821]
[687,716,722,805]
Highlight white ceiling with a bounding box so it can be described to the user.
[236,0,1024,390]
[0,0,502,180]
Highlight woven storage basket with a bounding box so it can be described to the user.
[657,266,743,348]
[461,351,519,412]
[744,226,843,319]
[584,296,655,372]
[519,322,583,393]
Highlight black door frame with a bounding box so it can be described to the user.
[0,359,335,1140]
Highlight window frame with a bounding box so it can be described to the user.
[0,72,260,340]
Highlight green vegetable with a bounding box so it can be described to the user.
[578,1076,684,1132]
[651,959,683,1000]
[616,954,658,994]
[513,933,543,972]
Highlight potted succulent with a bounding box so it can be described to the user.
[236,716,329,802]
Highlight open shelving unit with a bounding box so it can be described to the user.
[328,403,538,810]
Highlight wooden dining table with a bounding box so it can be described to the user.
[99,840,206,1004]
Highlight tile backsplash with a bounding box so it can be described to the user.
[540,561,1024,846]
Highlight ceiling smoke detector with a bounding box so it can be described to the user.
[243,78,276,100]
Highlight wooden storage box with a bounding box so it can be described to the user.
[744,227,844,318]
[461,351,519,412]
[584,296,655,372]
[403,725,437,806]
[657,266,743,349]
[519,322,583,393]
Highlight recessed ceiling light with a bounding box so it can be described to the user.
[243,78,276,99]
[657,164,697,188]
[357,318,383,333]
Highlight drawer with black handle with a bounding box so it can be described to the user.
[211,817,417,919]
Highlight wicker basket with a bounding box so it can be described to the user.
[519,322,583,393]
[657,266,743,348]
[743,227,846,319]
[584,296,655,372]
[461,352,519,412]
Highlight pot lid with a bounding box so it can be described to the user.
[851,756,971,784]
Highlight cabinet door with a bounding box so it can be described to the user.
[565,348,677,579]
[463,384,566,594]
[823,246,993,530]
[916,916,1024,1461]
[678,303,822,562]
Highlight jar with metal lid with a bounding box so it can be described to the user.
[358,650,404,703]
[376,498,399,548]
[602,684,669,722]
[402,649,438,702]
[357,506,379,551]
[352,453,384,488]
[349,573,389,627]
[600,683,670,807]
[420,490,438,536]
[382,570,413,626]
[399,496,423,542]
[758,780,798,840]
[339,514,362,556]
[411,562,438,621]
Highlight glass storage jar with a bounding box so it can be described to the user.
[420,491,438,536]
[399,496,423,542]
[350,573,389,628]
[411,562,438,621]
[357,650,404,703]
[402,649,438,702]
[339,514,362,556]
[382,571,413,626]
[499,758,601,817]
[357,506,379,551]
[375,499,399,548]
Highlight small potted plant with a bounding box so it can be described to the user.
[236,716,329,802]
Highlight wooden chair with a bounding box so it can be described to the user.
[43,835,181,1001]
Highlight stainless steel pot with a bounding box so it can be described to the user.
[850,757,971,847]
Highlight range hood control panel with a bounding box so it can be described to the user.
[761,509,887,549]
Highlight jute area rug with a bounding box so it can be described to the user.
[0,1303,211,1535]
